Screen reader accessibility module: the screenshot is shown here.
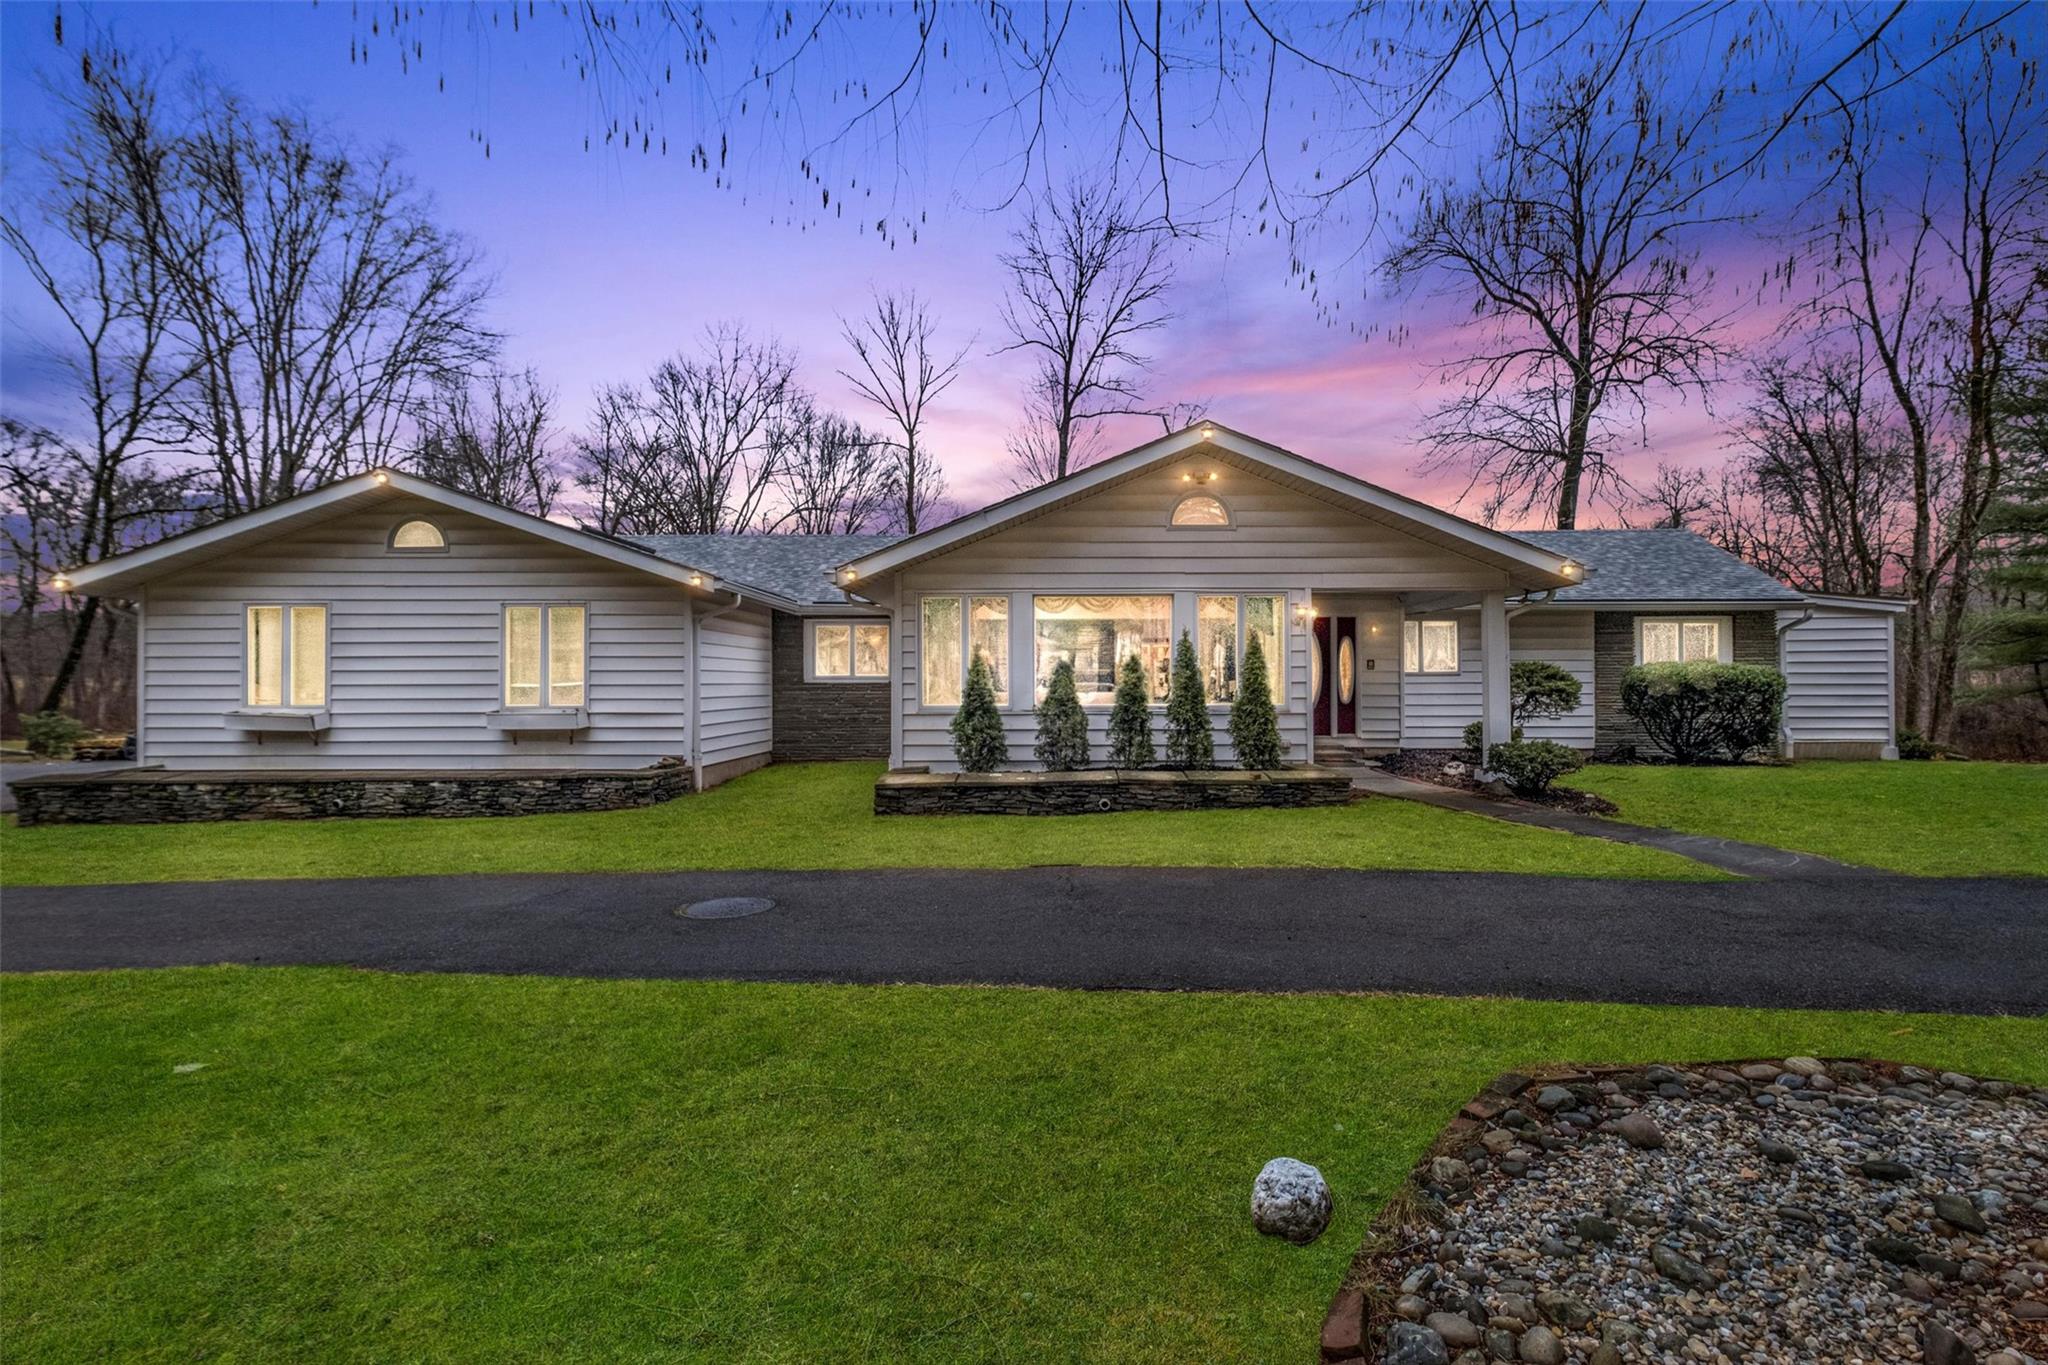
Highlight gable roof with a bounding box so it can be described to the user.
[834,422,1586,591]
[1514,529,1805,604]
[627,534,902,607]
[56,469,737,601]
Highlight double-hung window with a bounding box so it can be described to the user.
[1637,616,1730,664]
[1402,619,1460,674]
[246,605,327,708]
[1195,595,1285,703]
[810,620,890,681]
[504,605,586,708]
[920,595,1010,706]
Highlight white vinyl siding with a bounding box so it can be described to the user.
[696,606,773,769]
[1397,610,1595,749]
[141,497,690,770]
[1779,606,1897,749]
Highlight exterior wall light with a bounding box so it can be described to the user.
[372,470,391,485]
[1201,425,1215,440]
[689,574,703,586]
[52,575,71,593]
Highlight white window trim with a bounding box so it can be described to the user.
[1167,492,1234,529]
[917,594,1013,709]
[806,618,891,683]
[500,602,589,709]
[1634,615,1733,664]
[241,601,330,710]
[1402,618,1461,674]
[1195,593,1287,710]
[387,517,449,554]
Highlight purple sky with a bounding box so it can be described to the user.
[0,2,1901,525]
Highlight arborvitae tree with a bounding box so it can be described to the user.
[1034,657,1091,769]
[1106,652,1155,767]
[1229,634,1285,768]
[949,650,1008,772]
[1165,630,1214,768]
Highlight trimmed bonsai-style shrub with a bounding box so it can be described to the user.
[1164,630,1215,769]
[1229,634,1285,769]
[1619,661,1787,762]
[1484,738,1585,797]
[949,650,1009,772]
[1034,658,1091,770]
[22,710,87,758]
[1510,659,1583,727]
[1105,653,1155,767]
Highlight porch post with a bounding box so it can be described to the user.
[1480,590,1510,756]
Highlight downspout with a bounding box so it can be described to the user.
[690,589,745,792]
[1774,607,1813,758]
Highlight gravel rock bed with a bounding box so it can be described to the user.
[1323,1060,2048,1365]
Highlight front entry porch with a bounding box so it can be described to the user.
[1304,591,1514,763]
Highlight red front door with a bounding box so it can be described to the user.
[1312,617,1332,736]
[1334,616,1357,735]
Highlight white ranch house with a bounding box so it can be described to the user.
[52,424,1904,803]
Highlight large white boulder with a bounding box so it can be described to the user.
[1250,1157,1332,1244]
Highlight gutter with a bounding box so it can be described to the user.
[689,589,746,792]
[1773,607,1814,756]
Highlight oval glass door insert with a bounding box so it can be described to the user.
[1337,637,1356,704]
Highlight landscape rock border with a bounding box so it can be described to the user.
[1319,1058,2048,1365]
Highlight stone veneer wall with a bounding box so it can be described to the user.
[875,767,1353,815]
[1592,610,1779,753]
[12,763,692,826]
[771,610,891,762]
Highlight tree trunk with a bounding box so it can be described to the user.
[37,595,102,715]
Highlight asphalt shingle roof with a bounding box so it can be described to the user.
[1513,529,1804,604]
[625,527,1799,608]
[625,533,904,606]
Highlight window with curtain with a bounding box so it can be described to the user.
[1639,618,1724,664]
[920,596,1009,705]
[810,621,890,680]
[389,519,446,551]
[1170,493,1230,526]
[1033,595,1172,706]
[245,605,327,708]
[1197,595,1285,703]
[504,604,587,707]
[1402,619,1460,674]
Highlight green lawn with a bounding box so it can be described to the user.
[1566,760,2048,877]
[1,760,1715,886]
[5,969,2043,1362]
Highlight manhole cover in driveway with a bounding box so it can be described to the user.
[678,897,776,920]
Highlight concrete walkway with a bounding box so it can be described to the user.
[1341,765,1869,878]
[5,867,2044,1014]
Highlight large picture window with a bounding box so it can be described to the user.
[1033,595,1172,706]
[246,604,327,708]
[809,620,890,681]
[504,604,586,708]
[1403,619,1460,674]
[1638,617,1729,664]
[1196,595,1284,703]
[920,596,1009,706]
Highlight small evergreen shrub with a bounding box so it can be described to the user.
[1484,738,1585,797]
[949,651,1008,772]
[1164,630,1214,768]
[1462,719,1524,761]
[1228,634,1285,768]
[22,710,87,758]
[1509,659,1582,727]
[1619,662,1787,762]
[1105,653,1155,767]
[1033,658,1091,770]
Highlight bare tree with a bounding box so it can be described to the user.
[1631,464,1715,531]
[998,179,1176,483]
[1385,38,1734,528]
[104,63,498,513]
[770,402,894,534]
[411,370,562,515]
[572,325,800,535]
[839,289,965,533]
[0,48,199,714]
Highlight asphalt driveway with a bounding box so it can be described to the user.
[4,867,2044,1014]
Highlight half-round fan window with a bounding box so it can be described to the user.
[1170,493,1230,527]
[389,519,446,551]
